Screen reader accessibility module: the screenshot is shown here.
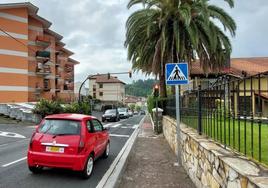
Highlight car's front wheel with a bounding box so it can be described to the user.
[28,165,43,174]
[102,142,110,158]
[81,154,94,179]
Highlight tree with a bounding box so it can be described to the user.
[125,0,236,97]
[135,105,141,112]
[129,103,136,111]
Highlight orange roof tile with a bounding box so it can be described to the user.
[190,57,268,77]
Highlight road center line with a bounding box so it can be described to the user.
[110,134,130,138]
[2,157,27,167]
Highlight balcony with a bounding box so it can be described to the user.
[65,72,74,80]
[55,86,61,92]
[64,81,74,91]
[36,35,50,47]
[36,64,51,76]
[34,87,43,94]
[36,51,50,60]
[64,64,73,72]
[55,61,61,66]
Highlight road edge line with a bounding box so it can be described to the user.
[96,116,146,188]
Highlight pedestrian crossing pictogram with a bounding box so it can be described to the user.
[166,63,189,85]
[167,64,187,81]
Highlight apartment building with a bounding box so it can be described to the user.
[89,75,125,103]
[0,2,79,103]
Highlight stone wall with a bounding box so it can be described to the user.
[162,116,268,188]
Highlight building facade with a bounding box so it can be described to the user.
[89,75,125,103]
[0,2,79,103]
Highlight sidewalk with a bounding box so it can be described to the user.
[118,115,195,188]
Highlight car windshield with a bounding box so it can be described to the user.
[105,109,116,114]
[39,119,81,135]
[118,108,127,112]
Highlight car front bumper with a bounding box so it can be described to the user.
[27,151,87,171]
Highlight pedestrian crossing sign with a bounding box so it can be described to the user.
[166,63,189,85]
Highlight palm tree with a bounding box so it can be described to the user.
[125,0,236,97]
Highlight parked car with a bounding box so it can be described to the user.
[133,111,138,115]
[102,109,120,122]
[27,114,110,179]
[128,110,133,117]
[118,108,129,119]
[140,110,146,115]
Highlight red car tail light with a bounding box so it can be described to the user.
[78,136,85,154]
[29,132,36,150]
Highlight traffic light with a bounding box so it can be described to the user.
[153,84,159,98]
[129,70,132,78]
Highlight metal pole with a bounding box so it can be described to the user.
[175,84,181,166]
[156,98,159,133]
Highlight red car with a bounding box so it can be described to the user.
[27,114,110,179]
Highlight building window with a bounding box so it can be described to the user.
[93,93,96,98]
[93,88,96,92]
[99,84,103,88]
[99,92,103,96]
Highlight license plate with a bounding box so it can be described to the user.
[106,117,110,119]
[46,146,64,153]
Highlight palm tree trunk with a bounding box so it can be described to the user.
[159,74,167,98]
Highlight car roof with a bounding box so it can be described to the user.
[45,113,96,121]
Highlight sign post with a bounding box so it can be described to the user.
[166,63,189,167]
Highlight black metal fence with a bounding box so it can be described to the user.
[165,71,268,165]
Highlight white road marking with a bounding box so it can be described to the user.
[103,123,112,128]
[0,131,26,139]
[111,124,121,128]
[132,124,139,129]
[2,157,27,167]
[110,134,130,138]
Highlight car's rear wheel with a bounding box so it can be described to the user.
[102,142,110,158]
[81,154,94,179]
[28,165,43,174]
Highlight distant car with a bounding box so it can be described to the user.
[140,110,146,115]
[102,109,120,122]
[118,108,129,119]
[133,111,138,115]
[128,111,133,117]
[27,114,110,179]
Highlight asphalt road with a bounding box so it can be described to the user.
[0,115,144,188]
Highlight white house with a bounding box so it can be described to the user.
[89,75,125,103]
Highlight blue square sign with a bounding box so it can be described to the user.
[166,63,189,85]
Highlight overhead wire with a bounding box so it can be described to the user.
[0,27,39,53]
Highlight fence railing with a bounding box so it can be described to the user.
[165,71,268,165]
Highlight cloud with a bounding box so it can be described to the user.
[0,0,267,84]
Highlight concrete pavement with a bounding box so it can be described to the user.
[118,115,195,188]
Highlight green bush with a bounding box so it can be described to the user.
[32,99,63,118]
[63,102,91,115]
[135,105,141,112]
[129,104,135,111]
[33,99,91,117]
[147,95,155,115]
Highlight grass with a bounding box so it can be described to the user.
[181,112,268,166]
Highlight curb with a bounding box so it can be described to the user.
[96,116,146,188]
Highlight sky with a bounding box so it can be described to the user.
[1,0,268,83]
